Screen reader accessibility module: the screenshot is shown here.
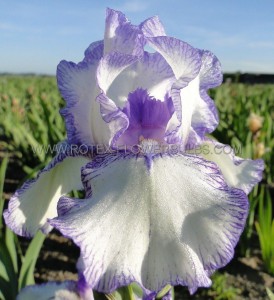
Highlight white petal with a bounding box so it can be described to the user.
[4,148,90,237]
[145,36,202,146]
[17,281,83,300]
[97,52,138,94]
[198,140,264,194]
[146,36,201,84]
[57,59,111,146]
[51,153,248,295]
[107,52,175,108]
[184,50,222,147]
[140,15,166,37]
[104,8,127,55]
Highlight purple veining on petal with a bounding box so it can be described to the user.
[199,50,223,90]
[118,88,174,146]
[204,138,264,194]
[57,196,86,217]
[81,152,130,197]
[57,61,82,146]
[96,92,129,148]
[84,40,104,63]
[77,273,95,300]
[107,51,176,109]
[50,151,249,296]
[57,58,100,146]
[97,51,139,93]
[140,15,166,37]
[104,8,145,57]
[96,52,147,148]
[3,142,92,238]
[185,50,223,149]
[115,22,145,57]
[145,36,202,145]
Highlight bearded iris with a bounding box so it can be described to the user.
[4,8,264,298]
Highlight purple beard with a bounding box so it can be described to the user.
[118,88,175,146]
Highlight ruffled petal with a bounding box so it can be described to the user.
[17,281,93,300]
[96,51,176,147]
[97,51,139,94]
[104,8,145,56]
[145,36,202,146]
[96,92,129,148]
[198,140,264,194]
[51,152,248,295]
[84,40,104,63]
[4,143,90,237]
[96,52,140,147]
[146,36,201,87]
[140,15,166,37]
[185,50,223,148]
[57,46,112,146]
[107,52,175,108]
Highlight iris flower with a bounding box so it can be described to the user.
[4,8,263,298]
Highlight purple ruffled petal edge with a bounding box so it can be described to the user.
[3,142,92,238]
[145,36,202,145]
[192,50,223,138]
[104,8,145,57]
[57,42,103,146]
[140,15,166,37]
[50,151,249,296]
[96,52,140,147]
[84,40,104,63]
[205,138,264,194]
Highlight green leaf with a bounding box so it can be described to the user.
[0,156,8,232]
[0,276,15,300]
[156,285,172,299]
[131,283,143,299]
[0,237,18,297]
[266,287,274,300]
[5,227,18,274]
[107,286,135,300]
[18,230,46,290]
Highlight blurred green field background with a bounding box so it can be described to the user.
[0,75,273,299]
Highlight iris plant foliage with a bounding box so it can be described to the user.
[3,8,264,300]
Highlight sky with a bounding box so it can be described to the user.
[1,0,274,74]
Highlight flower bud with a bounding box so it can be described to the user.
[255,142,265,158]
[247,113,263,133]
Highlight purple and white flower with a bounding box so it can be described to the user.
[17,280,94,300]
[4,7,264,298]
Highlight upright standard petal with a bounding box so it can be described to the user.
[96,51,176,147]
[104,8,145,56]
[51,152,248,296]
[184,50,223,148]
[96,52,139,147]
[140,15,166,37]
[57,45,112,146]
[145,36,202,146]
[198,140,264,194]
[84,40,104,63]
[107,52,175,108]
[4,144,90,237]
